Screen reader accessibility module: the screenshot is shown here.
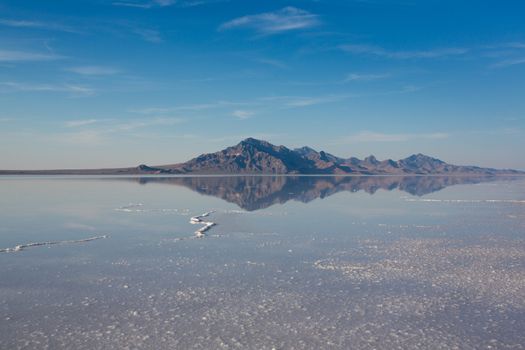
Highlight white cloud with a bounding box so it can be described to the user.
[115,117,185,131]
[66,66,119,76]
[0,82,94,96]
[112,0,176,8]
[345,73,391,82]
[343,131,449,143]
[286,96,342,107]
[58,117,186,145]
[491,57,525,68]
[219,7,320,35]
[340,44,468,59]
[65,119,100,128]
[112,0,223,8]
[263,94,354,108]
[132,100,249,114]
[255,58,288,69]
[133,28,163,43]
[232,110,254,120]
[154,0,176,5]
[0,49,63,62]
[0,19,78,33]
[0,19,44,28]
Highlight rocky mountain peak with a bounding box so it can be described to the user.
[364,155,379,165]
[151,138,521,175]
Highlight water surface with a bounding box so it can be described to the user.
[1,176,524,349]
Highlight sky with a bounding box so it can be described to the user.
[1,0,525,170]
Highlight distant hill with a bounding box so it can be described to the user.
[0,137,523,175]
[156,137,521,175]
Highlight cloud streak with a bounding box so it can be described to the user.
[65,119,100,128]
[58,117,187,145]
[0,18,78,33]
[491,57,525,68]
[66,66,120,76]
[219,7,320,35]
[0,82,94,96]
[232,110,254,120]
[340,44,468,59]
[344,72,391,82]
[255,58,288,69]
[112,0,176,8]
[132,100,249,114]
[112,0,224,8]
[133,28,163,43]
[0,50,64,62]
[262,94,356,108]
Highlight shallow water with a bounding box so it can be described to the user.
[1,176,524,349]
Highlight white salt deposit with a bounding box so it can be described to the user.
[190,212,216,238]
[115,203,189,214]
[0,235,107,253]
[115,203,144,212]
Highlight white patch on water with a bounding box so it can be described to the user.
[115,203,190,214]
[115,203,144,212]
[0,235,108,253]
[222,210,251,214]
[190,211,216,238]
[171,211,219,242]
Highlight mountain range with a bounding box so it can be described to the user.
[1,138,522,175]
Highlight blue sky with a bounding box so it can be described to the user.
[1,0,525,170]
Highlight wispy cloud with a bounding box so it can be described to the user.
[503,42,525,49]
[219,7,320,35]
[112,0,176,8]
[286,96,347,107]
[179,0,229,7]
[232,110,254,120]
[0,18,78,33]
[65,119,100,128]
[66,66,120,76]
[0,49,64,62]
[480,41,525,68]
[342,131,449,143]
[115,117,185,131]
[491,57,525,68]
[340,44,468,59]
[112,0,224,8]
[262,94,355,108]
[133,28,163,43]
[58,117,186,145]
[344,72,391,82]
[0,82,94,96]
[255,58,288,69]
[0,19,46,27]
[132,100,248,114]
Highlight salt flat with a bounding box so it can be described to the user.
[0,176,524,349]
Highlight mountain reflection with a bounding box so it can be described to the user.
[118,175,515,211]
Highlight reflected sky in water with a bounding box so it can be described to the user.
[0,176,524,349]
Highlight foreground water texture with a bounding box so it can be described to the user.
[1,176,524,349]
